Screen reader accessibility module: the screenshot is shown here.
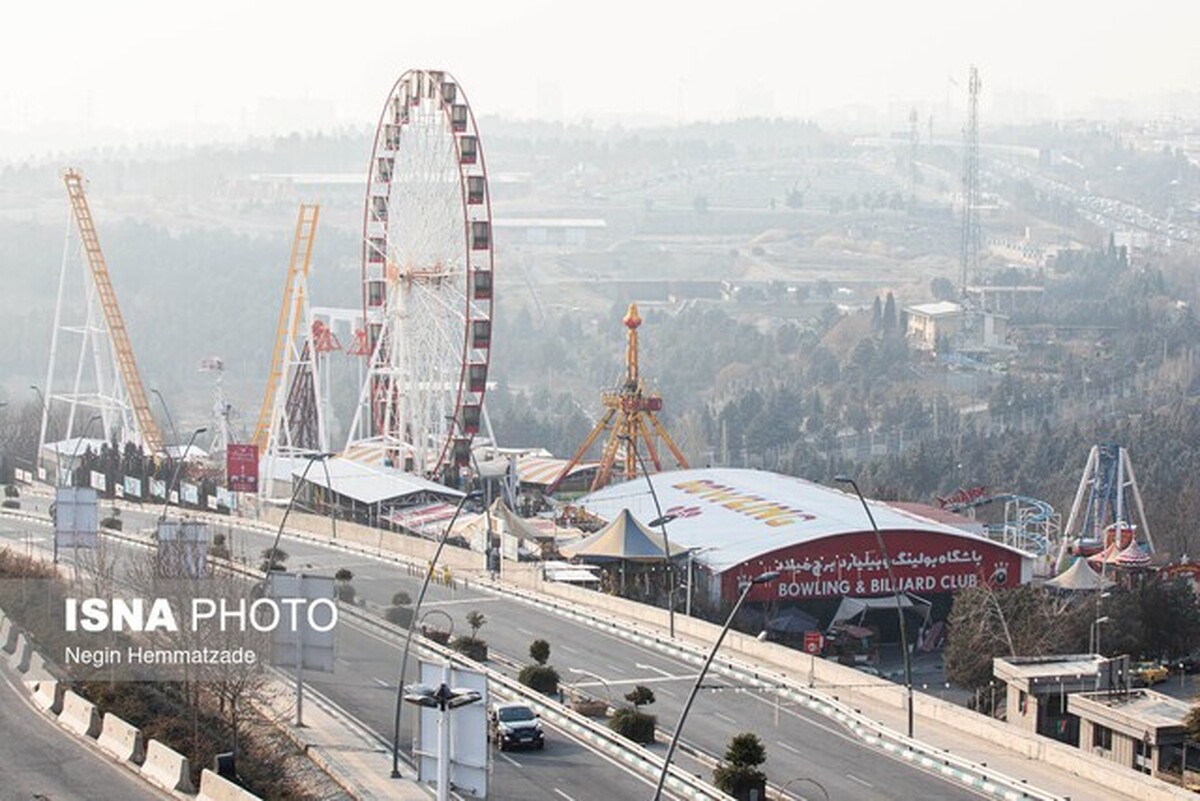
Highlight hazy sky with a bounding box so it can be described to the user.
[4,1,1198,159]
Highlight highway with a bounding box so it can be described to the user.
[0,659,169,800]
[0,508,671,801]
[0,499,988,801]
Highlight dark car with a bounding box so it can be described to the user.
[489,702,545,751]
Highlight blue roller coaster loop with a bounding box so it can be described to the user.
[943,493,1054,555]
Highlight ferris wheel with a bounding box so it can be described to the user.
[346,69,494,479]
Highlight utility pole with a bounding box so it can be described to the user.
[959,65,982,297]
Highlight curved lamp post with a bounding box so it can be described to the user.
[621,434,677,638]
[150,388,181,449]
[391,486,481,778]
[446,414,496,575]
[835,474,914,739]
[568,666,617,710]
[652,570,780,800]
[66,414,102,488]
[158,427,208,523]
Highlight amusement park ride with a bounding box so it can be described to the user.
[546,303,688,495]
[38,168,165,466]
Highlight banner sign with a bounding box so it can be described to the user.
[150,478,166,499]
[181,482,199,505]
[726,530,1026,602]
[123,476,142,499]
[215,487,233,509]
[227,444,259,493]
[90,470,107,492]
[54,486,99,549]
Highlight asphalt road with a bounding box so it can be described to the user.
[0,510,663,801]
[53,502,985,801]
[0,660,168,800]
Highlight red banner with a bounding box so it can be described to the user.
[226,444,259,493]
[803,631,824,655]
[723,530,1025,602]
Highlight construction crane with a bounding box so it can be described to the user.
[61,168,164,454]
[547,303,688,495]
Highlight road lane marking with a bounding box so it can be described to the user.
[517,627,536,636]
[846,773,873,788]
[776,740,802,755]
[553,790,576,800]
[714,712,737,725]
[635,662,674,678]
[371,677,390,688]
[558,644,579,654]
[498,752,522,767]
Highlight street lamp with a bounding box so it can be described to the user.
[391,487,482,778]
[446,414,496,576]
[1090,615,1110,655]
[652,570,780,800]
[835,473,914,739]
[150,388,181,448]
[159,427,208,523]
[621,435,678,638]
[65,414,102,488]
[403,668,483,801]
[781,777,830,801]
[568,667,617,711]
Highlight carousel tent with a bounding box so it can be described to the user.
[561,508,690,562]
[1045,558,1114,591]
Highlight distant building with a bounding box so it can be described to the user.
[905,301,964,351]
[493,217,606,247]
[905,301,1011,354]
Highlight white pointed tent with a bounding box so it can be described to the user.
[1045,558,1114,591]
[561,508,689,562]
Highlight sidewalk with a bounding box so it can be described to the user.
[257,675,431,801]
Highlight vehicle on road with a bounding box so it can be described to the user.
[490,702,545,751]
[1131,661,1169,686]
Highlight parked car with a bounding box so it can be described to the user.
[489,702,545,751]
[1131,661,1169,686]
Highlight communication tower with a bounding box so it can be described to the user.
[959,65,982,295]
[547,304,688,494]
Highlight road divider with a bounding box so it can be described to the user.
[60,689,102,738]
[98,711,146,763]
[142,738,195,793]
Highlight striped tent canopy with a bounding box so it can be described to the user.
[560,508,690,563]
[1087,542,1122,566]
[1116,541,1152,568]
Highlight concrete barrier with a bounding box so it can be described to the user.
[25,650,55,683]
[7,632,31,672]
[0,616,16,654]
[141,739,194,793]
[32,679,64,715]
[97,712,145,764]
[198,769,260,801]
[59,690,102,738]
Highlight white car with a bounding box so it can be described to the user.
[489,703,545,751]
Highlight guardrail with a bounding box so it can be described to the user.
[476,580,1062,801]
[339,604,732,800]
[0,505,1055,799]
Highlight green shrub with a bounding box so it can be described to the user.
[625,685,655,708]
[451,636,488,661]
[530,638,550,665]
[2,499,19,509]
[608,707,656,744]
[518,664,560,695]
[713,732,768,800]
[4,485,19,498]
[385,605,413,627]
[100,516,122,530]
